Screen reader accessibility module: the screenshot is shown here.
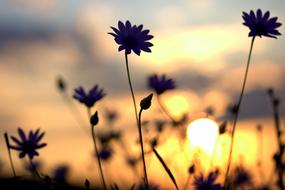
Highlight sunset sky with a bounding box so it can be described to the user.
[0,0,284,188]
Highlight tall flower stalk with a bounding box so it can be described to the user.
[224,9,282,186]
[89,110,107,190]
[109,20,153,188]
[4,132,17,178]
[148,74,176,124]
[73,85,107,189]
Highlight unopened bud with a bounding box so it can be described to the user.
[140,93,153,110]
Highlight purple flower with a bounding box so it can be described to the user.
[10,128,47,159]
[73,85,106,108]
[148,74,175,95]
[233,167,251,186]
[109,20,153,55]
[97,147,113,161]
[242,9,282,38]
[193,172,222,190]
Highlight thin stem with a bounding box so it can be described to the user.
[156,95,177,124]
[88,109,107,190]
[138,109,149,189]
[29,158,42,181]
[4,132,17,178]
[124,52,148,188]
[124,52,139,126]
[224,37,255,186]
[61,92,89,135]
[268,92,284,190]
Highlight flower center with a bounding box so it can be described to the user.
[123,36,138,48]
[22,141,35,153]
[255,22,267,35]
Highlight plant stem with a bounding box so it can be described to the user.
[4,132,17,178]
[156,95,177,124]
[268,91,284,190]
[224,37,255,186]
[138,109,149,189]
[88,109,107,190]
[124,52,139,126]
[124,52,148,188]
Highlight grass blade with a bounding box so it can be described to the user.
[153,148,179,190]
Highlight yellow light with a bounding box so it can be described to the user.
[163,94,189,118]
[187,118,219,154]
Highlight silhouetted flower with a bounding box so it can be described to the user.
[90,111,99,126]
[148,74,175,95]
[52,165,69,182]
[97,147,113,161]
[127,157,138,167]
[233,167,252,186]
[242,9,282,38]
[140,93,153,110]
[188,164,195,174]
[109,20,153,55]
[10,128,47,159]
[73,85,106,108]
[193,172,222,190]
[56,76,67,92]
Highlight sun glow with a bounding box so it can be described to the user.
[187,118,219,154]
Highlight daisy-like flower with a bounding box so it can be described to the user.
[148,74,175,95]
[73,85,106,108]
[109,20,153,55]
[10,128,47,159]
[194,172,222,190]
[242,9,282,38]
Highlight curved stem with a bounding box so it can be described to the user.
[124,52,139,126]
[88,109,107,190]
[138,109,149,189]
[224,37,255,186]
[156,95,177,124]
[4,132,17,178]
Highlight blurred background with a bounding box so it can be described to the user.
[0,0,284,189]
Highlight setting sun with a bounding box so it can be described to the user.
[187,118,219,154]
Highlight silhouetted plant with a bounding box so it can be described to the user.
[224,9,282,187]
[109,20,154,189]
[267,88,284,190]
[148,74,177,124]
[90,111,107,190]
[4,132,17,178]
[73,85,106,108]
[194,172,222,190]
[9,128,47,160]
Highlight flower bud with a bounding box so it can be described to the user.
[90,111,99,126]
[140,93,153,110]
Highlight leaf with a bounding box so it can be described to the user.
[153,148,179,190]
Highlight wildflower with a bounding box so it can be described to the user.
[97,147,113,161]
[73,85,106,108]
[56,76,66,92]
[140,93,153,110]
[148,74,175,95]
[193,172,222,190]
[188,164,195,174]
[109,20,153,55]
[90,111,99,126]
[233,167,252,186]
[10,128,47,159]
[242,9,282,38]
[52,165,69,182]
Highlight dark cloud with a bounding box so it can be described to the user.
[231,88,285,119]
